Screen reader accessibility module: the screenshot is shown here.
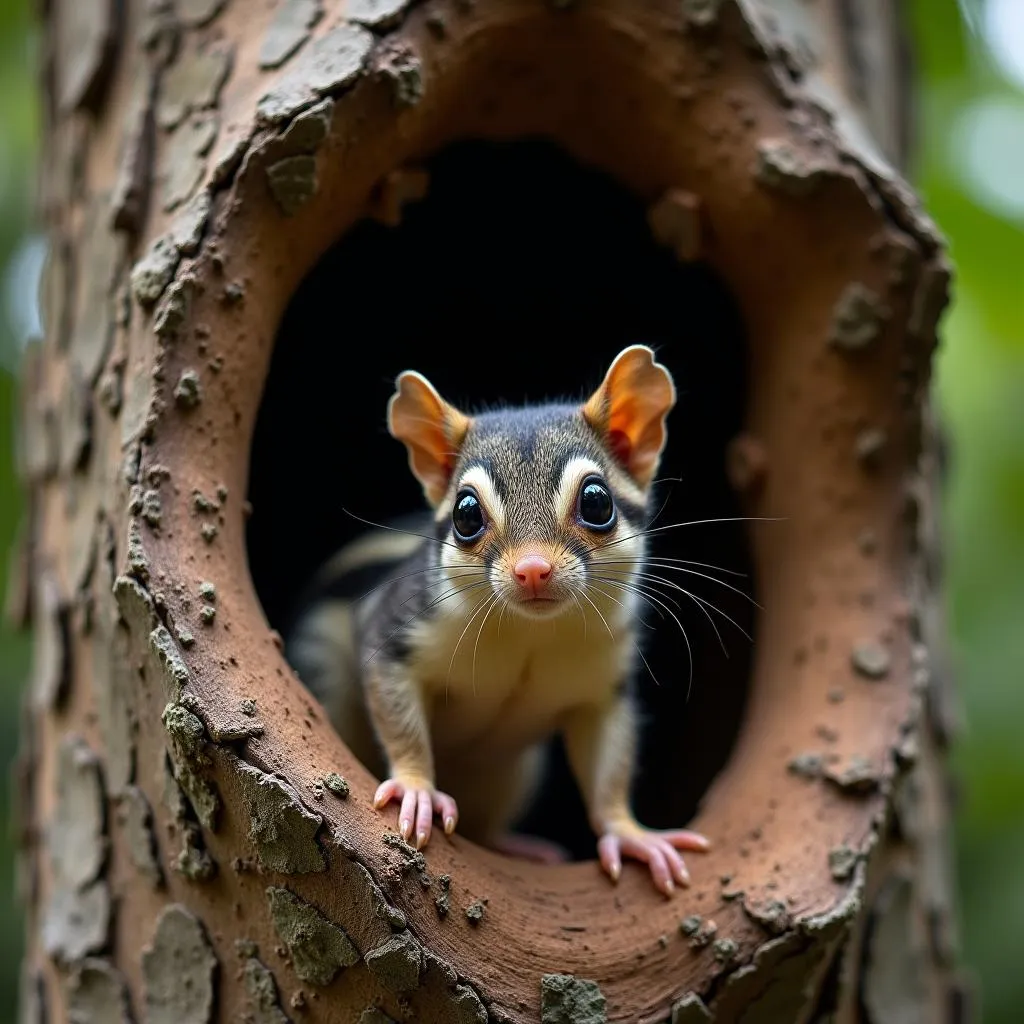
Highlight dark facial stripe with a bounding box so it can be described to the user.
[459,456,508,502]
[549,444,596,493]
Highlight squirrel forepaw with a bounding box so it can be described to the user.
[597,822,710,897]
[373,778,459,850]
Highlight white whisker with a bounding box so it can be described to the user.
[447,589,498,697]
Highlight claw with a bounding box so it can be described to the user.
[597,823,710,897]
[373,777,459,850]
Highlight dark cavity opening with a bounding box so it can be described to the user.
[247,139,754,859]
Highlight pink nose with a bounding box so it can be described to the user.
[514,555,553,596]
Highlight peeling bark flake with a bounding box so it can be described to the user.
[364,931,422,993]
[863,874,926,1024]
[40,236,72,351]
[157,42,234,130]
[323,772,349,797]
[49,735,107,891]
[713,937,739,963]
[131,235,180,307]
[176,819,218,881]
[113,571,155,633]
[714,934,818,1022]
[151,627,192,698]
[141,904,218,1024]
[277,97,334,153]
[330,857,408,951]
[259,0,322,69]
[54,0,117,111]
[824,755,881,794]
[450,984,488,1024]
[266,886,358,985]
[111,65,157,234]
[540,974,607,1024]
[210,133,250,187]
[236,761,325,872]
[242,956,292,1024]
[373,41,423,106]
[170,190,212,255]
[66,958,132,1024]
[755,138,833,196]
[743,897,791,936]
[160,112,219,212]
[153,276,195,341]
[20,354,59,481]
[672,992,712,1022]
[72,192,122,385]
[851,641,891,680]
[348,0,410,30]
[42,879,111,964]
[117,785,163,887]
[174,369,203,408]
[163,702,221,829]
[256,22,373,126]
[828,283,890,352]
[266,154,319,215]
[787,751,823,779]
[33,571,72,708]
[829,844,859,881]
[58,367,93,472]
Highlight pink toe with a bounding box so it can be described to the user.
[663,829,711,852]
[374,779,401,809]
[399,789,417,840]
[660,841,690,886]
[415,790,433,848]
[621,837,673,895]
[434,792,459,834]
[598,834,622,882]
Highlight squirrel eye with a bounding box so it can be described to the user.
[452,489,486,542]
[577,477,616,531]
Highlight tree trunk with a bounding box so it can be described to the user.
[11,1,968,1021]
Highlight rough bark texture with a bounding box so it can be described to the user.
[11,0,966,1021]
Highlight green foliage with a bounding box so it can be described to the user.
[0,0,36,1019]
[910,2,1024,1018]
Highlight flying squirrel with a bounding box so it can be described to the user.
[285,345,710,896]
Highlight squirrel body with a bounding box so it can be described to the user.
[286,346,709,894]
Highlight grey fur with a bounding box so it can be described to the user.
[285,399,653,777]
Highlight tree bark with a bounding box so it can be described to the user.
[11,1,967,1021]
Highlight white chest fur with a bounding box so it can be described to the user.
[407,595,633,756]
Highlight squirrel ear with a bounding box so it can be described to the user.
[582,345,676,489]
[387,371,471,506]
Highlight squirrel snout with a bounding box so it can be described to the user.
[513,555,553,597]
